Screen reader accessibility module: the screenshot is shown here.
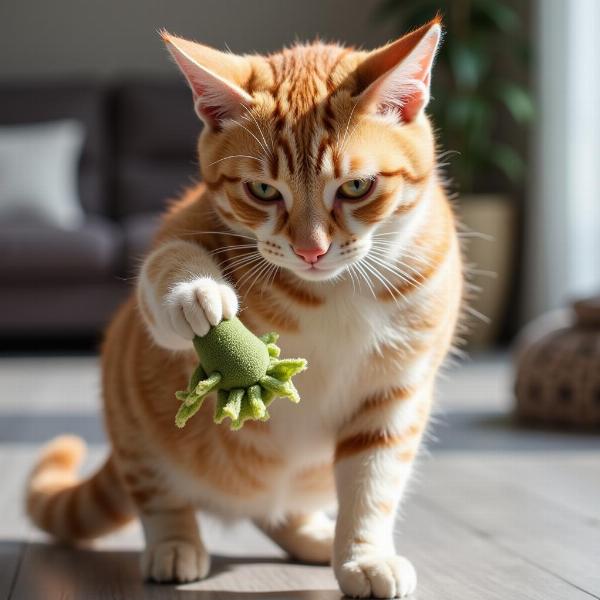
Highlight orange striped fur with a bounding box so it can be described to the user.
[26,18,463,595]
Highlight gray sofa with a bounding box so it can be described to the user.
[0,81,200,336]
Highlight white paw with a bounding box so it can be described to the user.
[289,514,334,564]
[336,553,417,598]
[142,539,210,583]
[164,278,238,339]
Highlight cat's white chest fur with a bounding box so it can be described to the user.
[264,282,393,460]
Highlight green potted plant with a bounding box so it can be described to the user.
[374,0,534,346]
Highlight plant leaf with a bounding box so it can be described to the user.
[472,0,520,34]
[488,142,525,183]
[494,80,535,123]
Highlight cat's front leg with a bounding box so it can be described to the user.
[137,239,238,350]
[333,383,432,598]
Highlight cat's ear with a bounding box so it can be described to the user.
[356,17,442,122]
[161,31,254,128]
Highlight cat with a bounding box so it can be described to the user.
[26,16,463,598]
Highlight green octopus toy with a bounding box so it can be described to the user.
[175,317,307,430]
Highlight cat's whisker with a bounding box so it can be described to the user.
[177,230,258,242]
[369,249,429,285]
[340,99,359,151]
[362,258,405,305]
[345,264,357,295]
[235,257,269,291]
[220,253,263,273]
[341,122,361,155]
[210,244,257,256]
[368,253,422,291]
[231,118,272,160]
[220,252,263,272]
[369,243,439,269]
[262,263,279,293]
[457,231,494,241]
[241,106,275,157]
[254,262,278,297]
[208,154,263,167]
[369,247,427,276]
[354,260,377,300]
[241,260,274,297]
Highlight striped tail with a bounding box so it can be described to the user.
[26,436,135,542]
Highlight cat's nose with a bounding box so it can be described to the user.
[293,244,330,264]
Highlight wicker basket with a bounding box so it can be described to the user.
[514,297,600,429]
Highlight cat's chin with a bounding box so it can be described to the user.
[290,264,345,282]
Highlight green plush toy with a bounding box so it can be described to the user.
[175,317,307,430]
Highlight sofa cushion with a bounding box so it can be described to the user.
[113,81,201,216]
[0,82,109,216]
[122,212,161,277]
[0,217,122,284]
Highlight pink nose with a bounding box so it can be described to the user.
[293,244,329,264]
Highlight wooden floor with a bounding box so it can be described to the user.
[0,354,599,599]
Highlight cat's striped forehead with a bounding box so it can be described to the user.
[257,44,360,114]
[226,44,369,186]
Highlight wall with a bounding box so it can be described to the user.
[0,0,398,79]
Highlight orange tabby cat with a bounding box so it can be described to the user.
[26,17,463,598]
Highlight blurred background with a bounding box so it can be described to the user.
[1,0,599,352]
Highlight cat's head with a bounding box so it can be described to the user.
[163,18,441,282]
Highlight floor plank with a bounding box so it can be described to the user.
[420,456,600,598]
[402,503,591,600]
[0,542,22,600]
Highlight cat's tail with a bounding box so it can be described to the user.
[26,435,135,542]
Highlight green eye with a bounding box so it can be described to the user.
[246,181,282,202]
[337,179,374,200]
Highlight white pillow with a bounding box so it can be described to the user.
[0,120,85,228]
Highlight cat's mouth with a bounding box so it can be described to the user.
[291,261,346,282]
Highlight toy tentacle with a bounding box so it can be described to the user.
[266,357,307,381]
[189,372,222,405]
[266,343,280,358]
[259,332,279,344]
[259,374,301,403]
[215,389,244,423]
[175,394,208,428]
[246,384,267,419]
[189,363,208,391]
[175,370,222,408]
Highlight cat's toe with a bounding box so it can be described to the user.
[142,540,210,583]
[336,554,416,598]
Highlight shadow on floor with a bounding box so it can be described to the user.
[3,408,600,453]
[4,541,341,600]
[430,410,600,452]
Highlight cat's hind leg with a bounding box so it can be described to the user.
[117,454,210,583]
[140,507,210,583]
[256,512,334,564]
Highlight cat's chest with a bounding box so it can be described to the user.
[252,294,391,465]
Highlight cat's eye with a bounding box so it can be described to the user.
[245,181,282,202]
[337,179,374,200]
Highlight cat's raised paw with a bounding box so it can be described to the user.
[336,554,417,598]
[165,278,238,339]
[142,539,210,583]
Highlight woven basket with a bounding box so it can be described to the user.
[514,297,600,429]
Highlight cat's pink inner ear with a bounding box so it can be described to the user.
[162,32,253,128]
[357,19,442,123]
